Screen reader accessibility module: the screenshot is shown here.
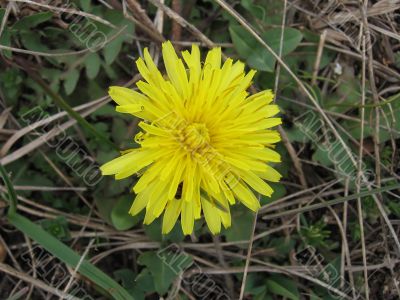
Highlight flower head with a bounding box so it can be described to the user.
[101,41,282,235]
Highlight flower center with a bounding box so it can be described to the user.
[179,123,210,153]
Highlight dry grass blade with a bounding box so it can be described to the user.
[11,0,117,27]
[0,97,109,157]
[0,263,81,300]
[147,0,216,48]
[125,0,166,42]
[0,102,105,165]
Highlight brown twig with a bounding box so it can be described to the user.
[125,0,166,43]
[147,0,216,49]
[171,0,183,44]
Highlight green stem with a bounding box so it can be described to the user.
[29,71,119,151]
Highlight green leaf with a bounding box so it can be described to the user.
[80,0,92,11]
[138,250,192,295]
[134,268,156,292]
[111,196,141,231]
[0,28,12,58]
[116,268,157,300]
[0,68,23,105]
[286,126,312,143]
[13,12,53,30]
[101,11,134,65]
[284,30,335,73]
[229,25,258,59]
[269,237,296,257]
[241,0,265,20]
[63,68,80,95]
[261,182,286,205]
[20,32,49,52]
[101,61,118,79]
[300,219,331,248]
[224,207,254,244]
[312,147,334,167]
[244,27,304,71]
[112,118,127,144]
[143,217,163,241]
[251,286,269,300]
[317,257,341,288]
[114,269,136,291]
[264,28,304,56]
[266,275,300,300]
[85,52,101,79]
[95,194,114,224]
[247,47,275,72]
[243,273,273,300]
[229,25,303,72]
[40,216,71,241]
[349,221,361,242]
[389,200,400,218]
[144,217,185,243]
[103,35,125,65]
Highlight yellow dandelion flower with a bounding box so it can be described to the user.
[100,41,282,235]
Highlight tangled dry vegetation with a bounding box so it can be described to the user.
[0,0,399,299]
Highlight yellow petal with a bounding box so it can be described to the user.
[168,157,186,199]
[217,197,231,228]
[144,209,158,225]
[138,121,170,137]
[201,197,221,234]
[147,180,170,217]
[182,162,195,202]
[129,188,151,215]
[162,41,189,99]
[114,156,153,180]
[182,43,201,85]
[116,104,144,113]
[204,47,221,69]
[227,178,260,211]
[245,89,274,105]
[133,167,159,194]
[109,86,147,106]
[236,169,274,197]
[162,199,182,234]
[222,154,268,172]
[100,150,140,175]
[181,200,194,235]
[233,147,281,163]
[256,165,282,182]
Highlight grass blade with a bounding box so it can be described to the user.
[0,164,132,300]
[7,213,133,300]
[27,69,119,151]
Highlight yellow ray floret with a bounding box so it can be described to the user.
[100,41,282,235]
